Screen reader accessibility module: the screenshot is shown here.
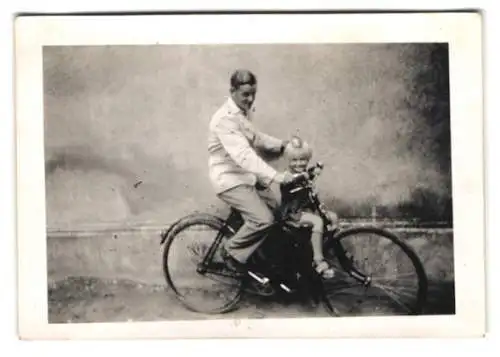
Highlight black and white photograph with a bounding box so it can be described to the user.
[15,13,485,339]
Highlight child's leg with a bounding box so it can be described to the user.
[299,212,323,260]
[327,210,339,230]
[300,212,335,278]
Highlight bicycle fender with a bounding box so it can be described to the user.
[160,218,182,245]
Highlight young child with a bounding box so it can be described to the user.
[280,136,338,279]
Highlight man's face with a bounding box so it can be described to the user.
[231,84,257,113]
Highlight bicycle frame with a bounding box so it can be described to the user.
[161,162,428,316]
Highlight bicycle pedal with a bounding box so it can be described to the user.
[248,270,270,286]
[279,283,293,293]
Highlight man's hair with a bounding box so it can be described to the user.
[230,69,257,90]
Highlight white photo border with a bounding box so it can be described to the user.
[15,12,485,339]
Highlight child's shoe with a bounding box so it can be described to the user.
[313,259,335,279]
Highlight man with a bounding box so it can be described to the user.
[208,69,295,275]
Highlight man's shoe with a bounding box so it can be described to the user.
[220,247,247,277]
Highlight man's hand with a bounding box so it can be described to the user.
[274,171,297,185]
[280,140,290,156]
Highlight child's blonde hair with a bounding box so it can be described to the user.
[285,135,313,160]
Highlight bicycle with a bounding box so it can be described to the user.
[160,162,428,317]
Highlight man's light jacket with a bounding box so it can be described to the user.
[208,97,284,194]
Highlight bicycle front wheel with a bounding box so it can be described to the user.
[321,227,428,316]
[162,213,244,314]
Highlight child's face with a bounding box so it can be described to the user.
[289,156,309,173]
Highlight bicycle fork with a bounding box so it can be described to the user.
[330,237,372,287]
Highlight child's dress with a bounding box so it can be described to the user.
[279,175,316,222]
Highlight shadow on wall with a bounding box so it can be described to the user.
[322,189,453,223]
[44,145,226,228]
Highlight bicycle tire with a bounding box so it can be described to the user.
[162,213,244,314]
[320,226,428,316]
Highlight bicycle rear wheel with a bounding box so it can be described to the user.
[162,213,244,314]
[320,227,428,316]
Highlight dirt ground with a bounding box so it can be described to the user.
[48,276,455,324]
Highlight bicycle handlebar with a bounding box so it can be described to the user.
[290,161,324,184]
